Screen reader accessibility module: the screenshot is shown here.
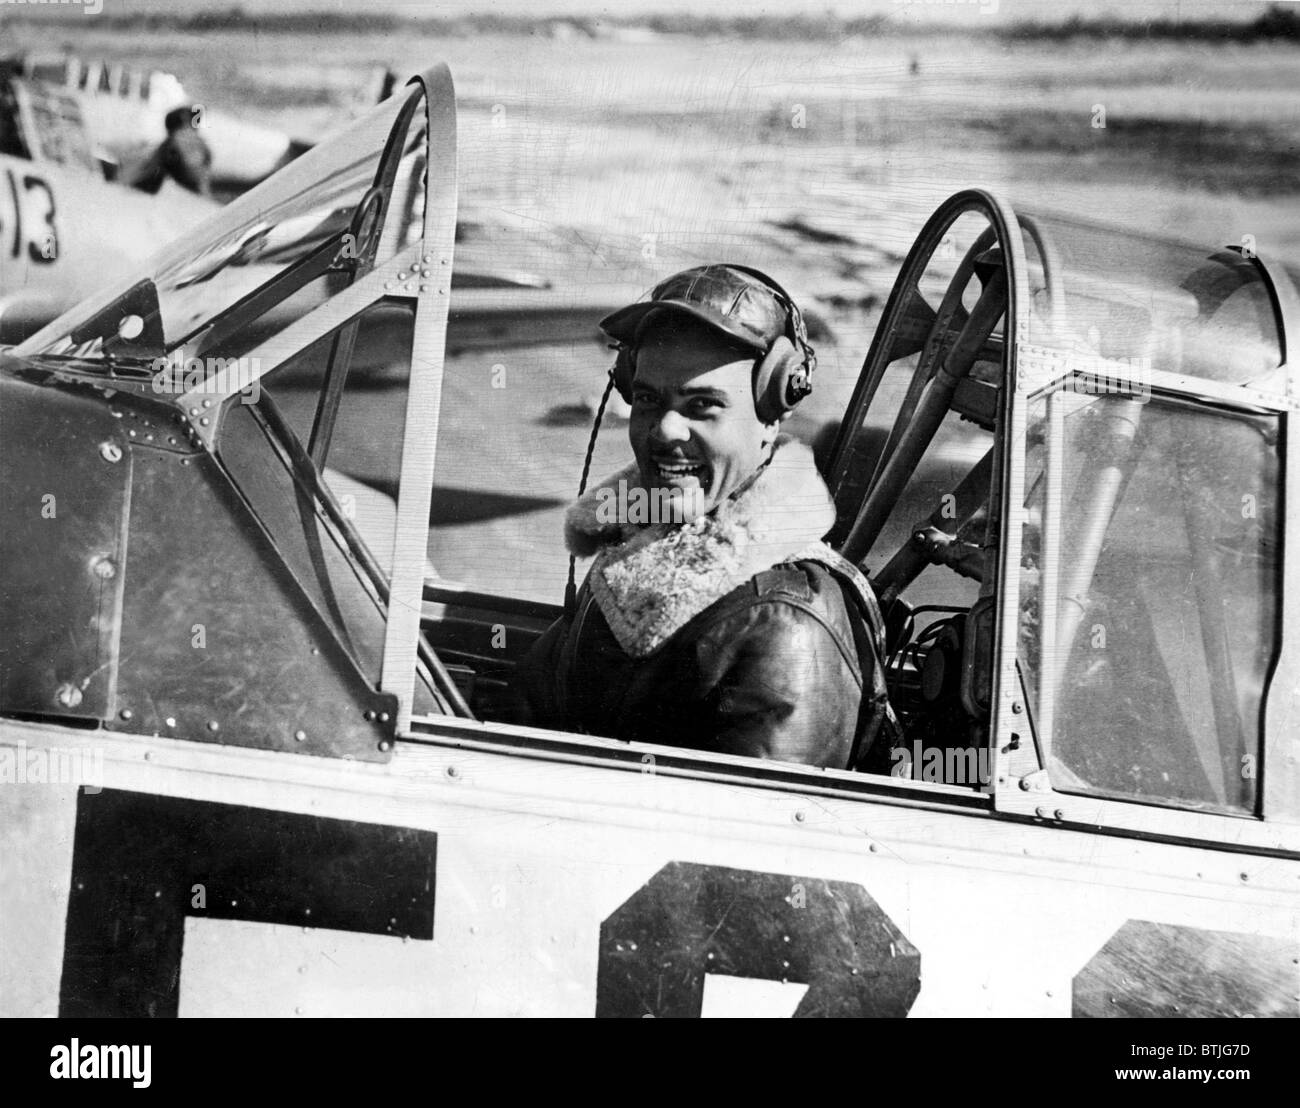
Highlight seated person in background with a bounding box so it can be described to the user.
[129,105,211,196]
[517,264,895,769]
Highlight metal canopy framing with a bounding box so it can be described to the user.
[177,63,461,731]
[379,65,460,732]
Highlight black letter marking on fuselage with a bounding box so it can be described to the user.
[1074,919,1299,1018]
[21,175,56,263]
[597,862,919,1017]
[60,788,437,1017]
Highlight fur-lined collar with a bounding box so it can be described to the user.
[564,436,837,657]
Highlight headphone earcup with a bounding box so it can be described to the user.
[611,345,636,404]
[753,336,812,423]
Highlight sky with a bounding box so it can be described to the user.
[35,0,1289,24]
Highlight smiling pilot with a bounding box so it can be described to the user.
[517,264,895,769]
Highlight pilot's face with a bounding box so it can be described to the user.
[629,316,778,522]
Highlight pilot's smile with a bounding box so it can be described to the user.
[649,453,709,489]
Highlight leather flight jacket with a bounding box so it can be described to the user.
[520,548,897,770]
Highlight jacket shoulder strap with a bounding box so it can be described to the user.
[785,543,901,772]
[787,544,887,659]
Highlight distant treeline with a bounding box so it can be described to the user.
[1000,8,1300,42]
[2,5,1298,44]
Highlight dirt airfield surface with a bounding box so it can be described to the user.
[11,24,1299,601]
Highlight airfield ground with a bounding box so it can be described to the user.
[8,23,1298,602]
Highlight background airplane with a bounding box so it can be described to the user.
[0,65,218,342]
[8,51,317,197]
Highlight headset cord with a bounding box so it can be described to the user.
[565,371,617,618]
